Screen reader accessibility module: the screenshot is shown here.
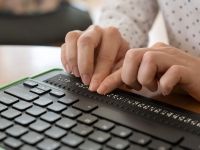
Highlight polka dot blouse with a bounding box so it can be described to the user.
[96,0,200,56]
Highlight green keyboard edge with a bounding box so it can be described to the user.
[0,68,63,90]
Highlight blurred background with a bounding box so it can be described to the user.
[0,0,168,46]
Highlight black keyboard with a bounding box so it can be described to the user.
[0,71,200,150]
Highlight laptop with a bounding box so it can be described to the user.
[0,68,200,150]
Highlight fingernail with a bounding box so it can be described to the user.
[89,81,99,91]
[81,74,91,85]
[97,86,107,95]
[73,66,80,77]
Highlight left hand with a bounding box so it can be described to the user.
[96,42,200,102]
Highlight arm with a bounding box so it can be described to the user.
[96,0,159,48]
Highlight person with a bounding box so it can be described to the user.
[61,0,200,102]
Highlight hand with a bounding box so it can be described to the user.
[61,25,129,91]
[97,42,200,102]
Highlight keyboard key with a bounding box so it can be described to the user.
[61,133,83,147]
[106,137,130,150]
[30,88,46,95]
[33,97,53,107]
[37,84,51,92]
[62,107,82,118]
[26,106,46,117]
[6,125,28,137]
[73,101,98,112]
[79,140,101,150]
[0,118,13,130]
[58,96,79,105]
[78,114,98,125]
[1,108,21,119]
[21,131,44,145]
[15,114,36,126]
[171,147,184,150]
[20,145,38,150]
[29,120,50,132]
[92,107,183,144]
[5,86,39,101]
[4,137,23,149]
[37,138,60,150]
[47,102,67,112]
[94,120,115,131]
[111,126,132,138]
[23,80,38,88]
[50,90,65,98]
[13,101,32,111]
[45,126,67,139]
[129,132,151,146]
[89,131,111,144]
[127,145,148,150]
[41,112,61,123]
[180,137,200,150]
[0,93,18,105]
[0,103,7,112]
[56,117,76,129]
[148,139,171,150]
[0,132,6,140]
[59,146,73,150]
[72,124,93,136]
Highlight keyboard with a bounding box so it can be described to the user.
[0,70,200,150]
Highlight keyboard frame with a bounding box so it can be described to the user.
[0,68,200,150]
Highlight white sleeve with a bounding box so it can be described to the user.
[96,0,159,48]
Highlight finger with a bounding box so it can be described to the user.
[151,42,169,48]
[159,65,191,96]
[121,48,147,90]
[115,38,130,61]
[61,43,68,71]
[89,27,122,91]
[137,51,177,91]
[97,69,123,95]
[65,30,82,76]
[77,25,102,85]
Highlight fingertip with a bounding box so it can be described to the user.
[81,74,91,85]
[73,66,80,77]
[89,81,99,92]
[97,84,108,95]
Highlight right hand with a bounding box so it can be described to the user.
[61,25,130,92]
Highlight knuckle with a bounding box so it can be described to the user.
[152,42,167,48]
[65,31,80,42]
[106,26,120,37]
[78,35,93,47]
[125,49,140,61]
[89,25,101,32]
[170,65,182,74]
[142,51,156,64]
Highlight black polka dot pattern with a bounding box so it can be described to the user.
[97,0,200,56]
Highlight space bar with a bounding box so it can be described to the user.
[92,107,183,144]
